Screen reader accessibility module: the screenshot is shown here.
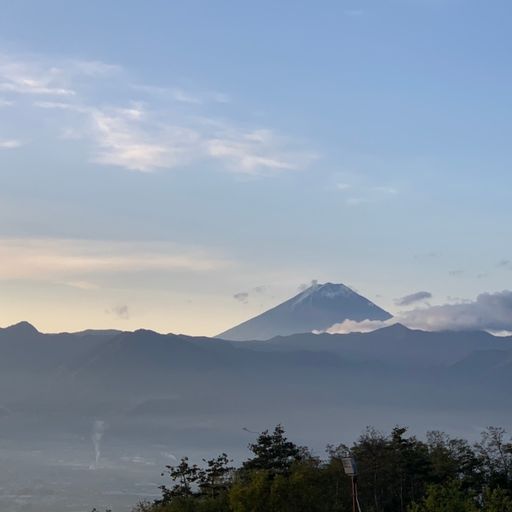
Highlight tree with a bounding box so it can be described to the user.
[482,487,512,512]
[475,427,512,490]
[408,481,478,512]
[198,453,233,498]
[242,424,304,475]
[159,457,202,504]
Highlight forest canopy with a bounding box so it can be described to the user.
[120,424,512,512]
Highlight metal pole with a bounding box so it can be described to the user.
[351,476,357,512]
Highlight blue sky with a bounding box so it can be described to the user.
[1,0,511,334]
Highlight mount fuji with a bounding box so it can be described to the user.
[217,282,392,341]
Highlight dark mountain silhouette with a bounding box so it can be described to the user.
[217,282,392,340]
[0,321,507,418]
[237,323,512,366]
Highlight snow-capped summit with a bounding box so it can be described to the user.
[217,282,392,341]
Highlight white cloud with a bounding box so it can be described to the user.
[326,318,394,334]
[0,98,13,107]
[36,99,311,174]
[327,290,512,334]
[88,106,200,172]
[0,54,120,99]
[16,50,312,175]
[0,54,76,96]
[207,129,310,174]
[0,139,22,149]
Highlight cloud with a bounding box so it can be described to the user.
[64,280,99,290]
[233,292,249,304]
[0,53,76,96]
[449,270,464,276]
[233,285,267,304]
[0,98,13,107]
[298,279,318,292]
[327,290,512,334]
[131,84,230,105]
[373,186,398,195]
[326,318,394,334]
[497,259,512,270]
[35,98,313,173]
[335,174,398,206]
[395,291,432,307]
[4,50,313,175]
[88,106,200,172]
[0,238,230,281]
[207,129,313,174]
[0,139,22,149]
[106,304,130,320]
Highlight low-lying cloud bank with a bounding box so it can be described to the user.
[327,290,512,335]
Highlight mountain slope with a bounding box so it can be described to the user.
[236,323,512,366]
[217,282,392,340]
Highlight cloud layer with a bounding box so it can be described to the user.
[327,290,512,334]
[0,238,230,283]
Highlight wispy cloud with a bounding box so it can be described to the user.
[89,106,200,172]
[0,54,120,97]
[373,185,398,195]
[131,84,230,105]
[233,292,249,304]
[497,259,512,270]
[0,238,231,281]
[106,304,130,319]
[3,51,312,175]
[0,139,22,149]
[335,173,399,206]
[395,291,432,307]
[232,285,267,304]
[0,53,76,96]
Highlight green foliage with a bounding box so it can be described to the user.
[242,424,304,475]
[133,424,512,512]
[481,487,512,512]
[408,481,478,512]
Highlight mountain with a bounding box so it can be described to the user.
[237,323,512,367]
[217,282,392,340]
[2,320,512,512]
[0,321,118,403]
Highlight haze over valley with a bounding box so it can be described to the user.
[2,2,512,511]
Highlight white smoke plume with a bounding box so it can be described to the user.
[91,419,106,469]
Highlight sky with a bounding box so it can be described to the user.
[1,0,511,335]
